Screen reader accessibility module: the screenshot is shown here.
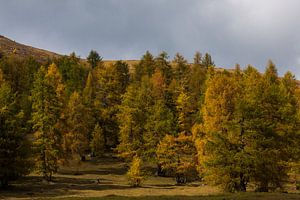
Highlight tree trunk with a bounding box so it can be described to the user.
[175,173,186,184]
[156,163,165,176]
[239,173,247,192]
[0,179,8,189]
[257,181,269,192]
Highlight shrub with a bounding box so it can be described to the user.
[127,156,144,187]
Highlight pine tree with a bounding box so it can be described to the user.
[0,82,31,188]
[155,51,173,85]
[31,64,64,181]
[134,51,155,81]
[202,53,214,69]
[114,61,130,93]
[173,53,189,88]
[193,51,202,66]
[56,53,87,95]
[87,50,102,69]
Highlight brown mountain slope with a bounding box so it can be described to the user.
[0,35,139,67]
[0,35,61,62]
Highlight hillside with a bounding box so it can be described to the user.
[0,35,170,71]
[0,35,243,71]
[0,35,61,62]
[0,35,141,68]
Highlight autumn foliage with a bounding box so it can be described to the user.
[0,51,299,192]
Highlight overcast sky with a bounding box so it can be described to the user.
[0,0,299,77]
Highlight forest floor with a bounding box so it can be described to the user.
[0,156,299,200]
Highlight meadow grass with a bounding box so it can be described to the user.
[1,157,299,200]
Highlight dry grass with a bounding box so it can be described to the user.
[44,193,300,200]
[0,35,60,62]
[0,156,299,200]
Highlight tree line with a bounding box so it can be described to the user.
[0,50,299,192]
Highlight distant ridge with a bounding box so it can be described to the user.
[0,35,299,86]
[0,35,61,62]
[0,35,232,69]
[0,35,140,67]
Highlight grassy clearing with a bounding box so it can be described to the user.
[0,157,299,200]
[43,193,300,200]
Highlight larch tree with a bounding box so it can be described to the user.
[82,71,96,142]
[176,89,194,135]
[0,56,39,128]
[197,62,300,192]
[244,62,300,191]
[280,71,300,162]
[127,155,144,187]
[154,52,174,111]
[199,70,251,192]
[156,133,197,184]
[31,63,64,181]
[143,99,176,162]
[187,52,208,124]
[141,70,177,166]
[94,61,130,148]
[90,123,105,157]
[117,77,154,161]
[0,80,31,188]
[82,71,94,105]
[150,69,167,100]
[63,91,90,161]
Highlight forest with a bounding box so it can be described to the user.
[0,49,299,196]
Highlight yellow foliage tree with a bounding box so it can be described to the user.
[156,133,197,184]
[127,156,144,187]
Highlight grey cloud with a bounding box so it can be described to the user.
[0,0,299,77]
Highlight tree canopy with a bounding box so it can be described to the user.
[0,51,299,192]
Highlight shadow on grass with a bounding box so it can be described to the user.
[46,193,300,200]
[58,167,127,176]
[1,175,299,200]
[0,175,133,199]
